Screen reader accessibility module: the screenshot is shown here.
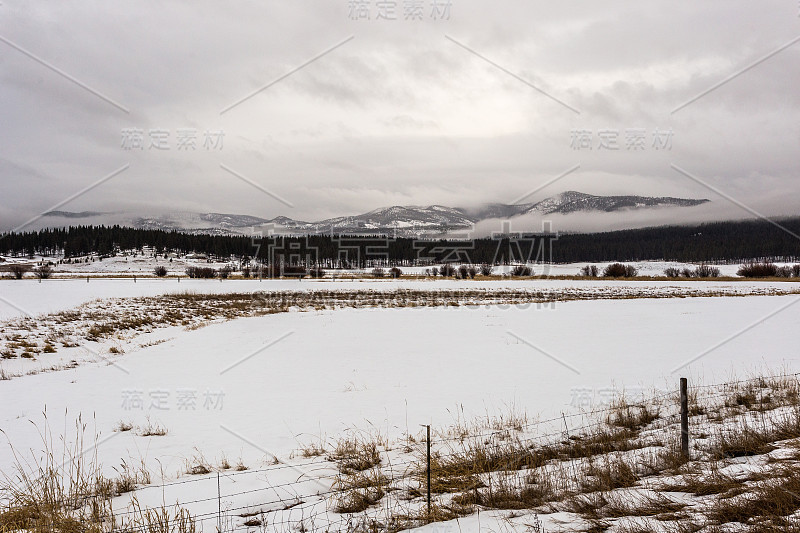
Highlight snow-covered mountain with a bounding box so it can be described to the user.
[133,212,274,234]
[461,191,709,221]
[292,205,475,234]
[525,191,708,215]
[40,191,709,236]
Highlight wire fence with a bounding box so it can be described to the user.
[4,371,800,532]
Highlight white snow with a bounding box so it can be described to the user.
[2,268,800,531]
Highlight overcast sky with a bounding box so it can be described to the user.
[1,1,799,231]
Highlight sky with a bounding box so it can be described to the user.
[0,1,799,232]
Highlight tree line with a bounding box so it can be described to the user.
[1,217,799,265]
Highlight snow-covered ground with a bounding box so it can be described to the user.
[2,276,798,322]
[1,252,786,279]
[1,278,800,530]
[0,252,236,277]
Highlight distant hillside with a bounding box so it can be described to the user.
[35,191,709,237]
[43,210,108,219]
[2,217,799,264]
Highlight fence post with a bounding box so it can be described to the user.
[680,377,689,459]
[217,471,222,533]
[426,424,431,516]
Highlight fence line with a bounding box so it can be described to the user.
[5,371,799,532]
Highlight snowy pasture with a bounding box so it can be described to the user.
[1,277,800,530]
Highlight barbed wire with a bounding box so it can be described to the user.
[7,371,800,532]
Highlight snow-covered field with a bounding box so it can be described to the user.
[2,275,798,322]
[1,275,800,531]
[0,252,779,280]
[4,293,799,464]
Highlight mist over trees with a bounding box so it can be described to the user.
[2,217,800,266]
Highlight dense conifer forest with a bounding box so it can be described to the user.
[1,217,799,266]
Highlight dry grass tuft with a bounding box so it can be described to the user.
[386,503,472,532]
[112,459,151,494]
[183,449,213,476]
[299,441,326,458]
[328,437,382,474]
[332,468,389,514]
[114,420,134,432]
[658,460,745,498]
[118,496,197,533]
[608,397,660,431]
[0,412,115,533]
[580,456,639,492]
[706,463,800,526]
[137,416,168,437]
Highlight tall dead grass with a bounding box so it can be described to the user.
[0,411,115,533]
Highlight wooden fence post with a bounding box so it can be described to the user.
[426,425,431,516]
[680,377,689,459]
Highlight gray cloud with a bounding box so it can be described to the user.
[1,0,798,232]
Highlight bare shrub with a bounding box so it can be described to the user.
[33,264,53,280]
[603,263,637,277]
[663,267,681,277]
[8,264,31,280]
[580,265,599,277]
[389,267,402,278]
[510,265,533,277]
[603,263,625,277]
[479,263,493,276]
[185,266,216,279]
[280,265,307,278]
[371,267,386,278]
[153,266,168,277]
[738,262,779,277]
[439,264,456,277]
[694,264,721,278]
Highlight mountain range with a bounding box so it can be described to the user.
[42,191,709,237]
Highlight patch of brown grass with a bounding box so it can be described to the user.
[580,456,639,492]
[328,437,382,474]
[332,468,388,514]
[707,464,800,526]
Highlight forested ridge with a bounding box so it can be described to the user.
[1,217,799,265]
